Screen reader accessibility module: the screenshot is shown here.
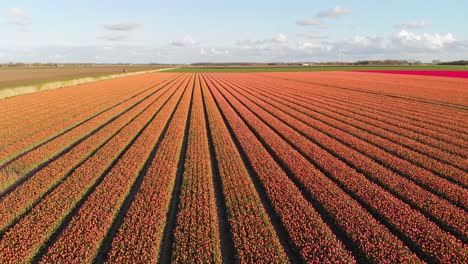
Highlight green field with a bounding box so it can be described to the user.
[167,65,468,73]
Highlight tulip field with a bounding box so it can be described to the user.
[0,71,466,263]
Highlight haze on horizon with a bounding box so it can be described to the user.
[1,0,467,64]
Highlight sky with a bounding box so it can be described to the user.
[1,0,467,63]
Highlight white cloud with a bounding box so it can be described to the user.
[99,22,142,42]
[297,32,328,40]
[237,33,288,48]
[1,37,467,64]
[296,18,327,28]
[48,54,66,59]
[236,39,267,47]
[296,6,350,28]
[394,30,455,49]
[98,35,127,42]
[317,6,352,18]
[103,23,142,31]
[350,36,386,48]
[272,33,287,43]
[210,48,229,55]
[321,31,456,56]
[169,35,196,47]
[200,47,230,56]
[299,41,333,51]
[397,20,426,29]
[293,30,461,62]
[350,36,372,46]
[7,7,31,31]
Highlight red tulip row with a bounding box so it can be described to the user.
[212,74,467,263]
[205,75,360,263]
[105,75,193,263]
[37,75,188,263]
[0,74,174,152]
[251,73,468,141]
[0,74,188,232]
[219,77,467,240]
[208,75,419,263]
[171,75,222,263]
[224,75,468,195]
[260,72,467,121]
[241,75,467,159]
[0,75,187,263]
[200,75,288,262]
[0,76,181,193]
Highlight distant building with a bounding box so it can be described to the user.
[432,60,441,64]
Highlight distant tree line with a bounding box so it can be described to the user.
[190,60,427,67]
[438,60,468,66]
[353,60,418,65]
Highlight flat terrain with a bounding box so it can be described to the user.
[357,69,468,79]
[0,66,166,89]
[0,71,466,263]
[168,65,468,72]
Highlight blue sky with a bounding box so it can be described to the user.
[1,0,467,63]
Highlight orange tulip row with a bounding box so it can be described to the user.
[205,75,356,263]
[0,77,119,122]
[254,73,468,146]
[256,85,468,205]
[0,75,179,193]
[105,75,194,263]
[0,75,187,264]
[200,74,288,263]
[0,75,158,145]
[38,76,188,263]
[233,74,467,170]
[0,74,184,232]
[171,75,222,263]
[292,88,466,155]
[244,73,467,151]
[0,73,177,153]
[258,71,467,122]
[0,73,175,125]
[0,87,125,143]
[0,71,465,263]
[212,74,467,263]
[210,75,421,263]
[220,74,467,237]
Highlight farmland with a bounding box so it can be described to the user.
[168,65,468,73]
[0,66,169,89]
[0,71,466,263]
